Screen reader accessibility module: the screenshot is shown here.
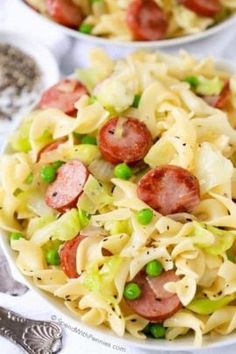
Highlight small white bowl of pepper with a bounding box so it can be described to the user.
[0,30,59,134]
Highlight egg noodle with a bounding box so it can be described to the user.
[2,49,236,345]
[26,0,236,41]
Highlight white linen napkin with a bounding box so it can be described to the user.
[1,1,236,353]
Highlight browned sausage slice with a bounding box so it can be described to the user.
[202,81,231,110]
[179,0,221,17]
[45,0,83,28]
[98,117,152,165]
[137,165,200,215]
[37,138,67,162]
[125,270,182,322]
[60,235,85,278]
[39,79,88,115]
[126,0,168,41]
[45,160,89,212]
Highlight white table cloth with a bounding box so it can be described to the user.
[1,1,236,353]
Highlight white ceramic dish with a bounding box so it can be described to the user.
[17,0,236,49]
[0,30,59,134]
[1,57,236,352]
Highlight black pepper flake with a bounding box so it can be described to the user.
[166,225,170,230]
[182,143,187,146]
[131,319,137,322]
[185,285,189,289]
[217,291,223,296]
[111,306,115,312]
[186,218,192,222]
[103,238,108,242]
[147,251,150,255]
[36,277,42,281]
[108,130,114,135]
[52,192,58,197]
[114,295,118,299]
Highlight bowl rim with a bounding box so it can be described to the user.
[1,56,236,351]
[16,0,236,48]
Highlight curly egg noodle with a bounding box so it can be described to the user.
[2,50,236,345]
[26,0,236,41]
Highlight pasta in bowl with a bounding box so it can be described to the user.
[20,0,236,45]
[2,49,236,350]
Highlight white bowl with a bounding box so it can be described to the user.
[0,30,59,134]
[16,0,236,49]
[1,57,236,352]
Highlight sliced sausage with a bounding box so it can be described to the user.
[37,138,66,162]
[137,165,200,215]
[179,0,221,17]
[202,81,231,110]
[45,0,83,28]
[39,79,88,115]
[98,117,152,165]
[60,235,85,278]
[126,0,168,41]
[125,270,182,322]
[45,159,89,212]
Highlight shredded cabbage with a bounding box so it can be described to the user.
[68,145,101,165]
[187,295,236,315]
[83,175,113,209]
[10,116,32,152]
[196,76,224,96]
[83,256,123,298]
[76,68,107,91]
[105,220,132,236]
[190,222,235,256]
[32,209,81,244]
[27,214,55,238]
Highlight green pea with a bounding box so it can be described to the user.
[41,165,57,183]
[46,249,60,266]
[114,163,133,180]
[145,260,163,277]
[51,160,64,170]
[79,23,93,34]
[149,324,166,339]
[183,76,199,89]
[25,173,33,184]
[136,208,153,225]
[81,135,97,145]
[132,94,141,108]
[123,282,141,300]
[10,232,23,241]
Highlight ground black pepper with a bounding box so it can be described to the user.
[0,43,41,120]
